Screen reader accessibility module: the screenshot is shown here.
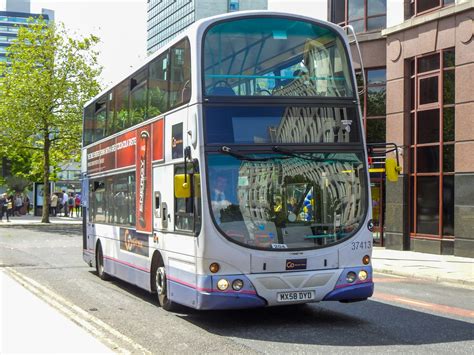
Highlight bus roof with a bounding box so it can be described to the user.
[84,11,347,109]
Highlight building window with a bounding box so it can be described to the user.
[330,0,387,33]
[409,0,455,17]
[229,0,239,12]
[409,49,455,238]
[357,68,386,143]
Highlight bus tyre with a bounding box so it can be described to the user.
[96,243,110,281]
[155,266,176,311]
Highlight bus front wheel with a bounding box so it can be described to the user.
[155,266,176,311]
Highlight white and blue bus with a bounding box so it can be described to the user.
[82,11,384,311]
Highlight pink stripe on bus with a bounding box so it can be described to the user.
[103,255,150,273]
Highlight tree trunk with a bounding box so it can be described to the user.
[41,135,51,223]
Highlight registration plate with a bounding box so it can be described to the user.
[277,291,315,303]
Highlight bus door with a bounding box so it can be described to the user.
[81,175,93,252]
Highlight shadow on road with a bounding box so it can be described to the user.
[97,273,474,346]
[177,300,474,346]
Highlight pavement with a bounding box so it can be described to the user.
[0,212,83,225]
[1,215,473,353]
[372,247,474,287]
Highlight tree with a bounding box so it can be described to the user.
[0,19,101,222]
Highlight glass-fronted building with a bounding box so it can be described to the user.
[147,0,268,54]
[0,0,53,65]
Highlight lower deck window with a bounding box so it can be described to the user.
[89,172,136,227]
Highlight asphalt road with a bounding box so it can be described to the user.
[1,225,473,354]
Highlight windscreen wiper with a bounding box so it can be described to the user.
[272,146,325,162]
[219,146,275,161]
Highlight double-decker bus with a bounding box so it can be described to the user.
[82,11,381,311]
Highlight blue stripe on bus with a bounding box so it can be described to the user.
[196,289,267,310]
[322,265,374,302]
[323,282,374,302]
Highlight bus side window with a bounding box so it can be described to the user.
[148,51,169,118]
[169,38,191,109]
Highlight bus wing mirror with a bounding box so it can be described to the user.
[174,174,191,198]
[386,158,401,182]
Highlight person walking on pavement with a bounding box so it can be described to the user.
[61,191,68,217]
[50,193,58,217]
[74,194,81,218]
[7,195,14,218]
[0,193,9,222]
[24,195,30,215]
[14,193,23,216]
[67,193,75,217]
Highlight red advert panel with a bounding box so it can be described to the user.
[136,124,152,234]
[86,132,137,174]
[152,119,164,161]
[116,131,137,168]
[87,144,104,174]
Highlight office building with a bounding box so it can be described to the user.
[0,0,54,64]
[147,0,268,54]
[326,0,474,257]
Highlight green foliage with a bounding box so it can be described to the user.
[0,18,102,221]
[4,176,30,193]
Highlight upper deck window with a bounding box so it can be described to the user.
[203,17,354,98]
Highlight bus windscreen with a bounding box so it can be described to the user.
[203,17,354,98]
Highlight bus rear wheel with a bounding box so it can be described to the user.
[155,266,176,311]
[96,243,110,281]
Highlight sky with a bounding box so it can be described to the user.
[2,0,327,87]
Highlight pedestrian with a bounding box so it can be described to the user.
[74,194,81,218]
[14,193,23,216]
[0,193,9,222]
[62,191,68,217]
[24,195,30,215]
[7,195,14,218]
[50,193,58,217]
[68,193,75,217]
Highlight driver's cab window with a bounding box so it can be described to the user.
[174,162,201,232]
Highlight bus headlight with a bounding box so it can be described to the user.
[232,279,244,291]
[346,271,357,283]
[217,279,229,291]
[358,270,368,281]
